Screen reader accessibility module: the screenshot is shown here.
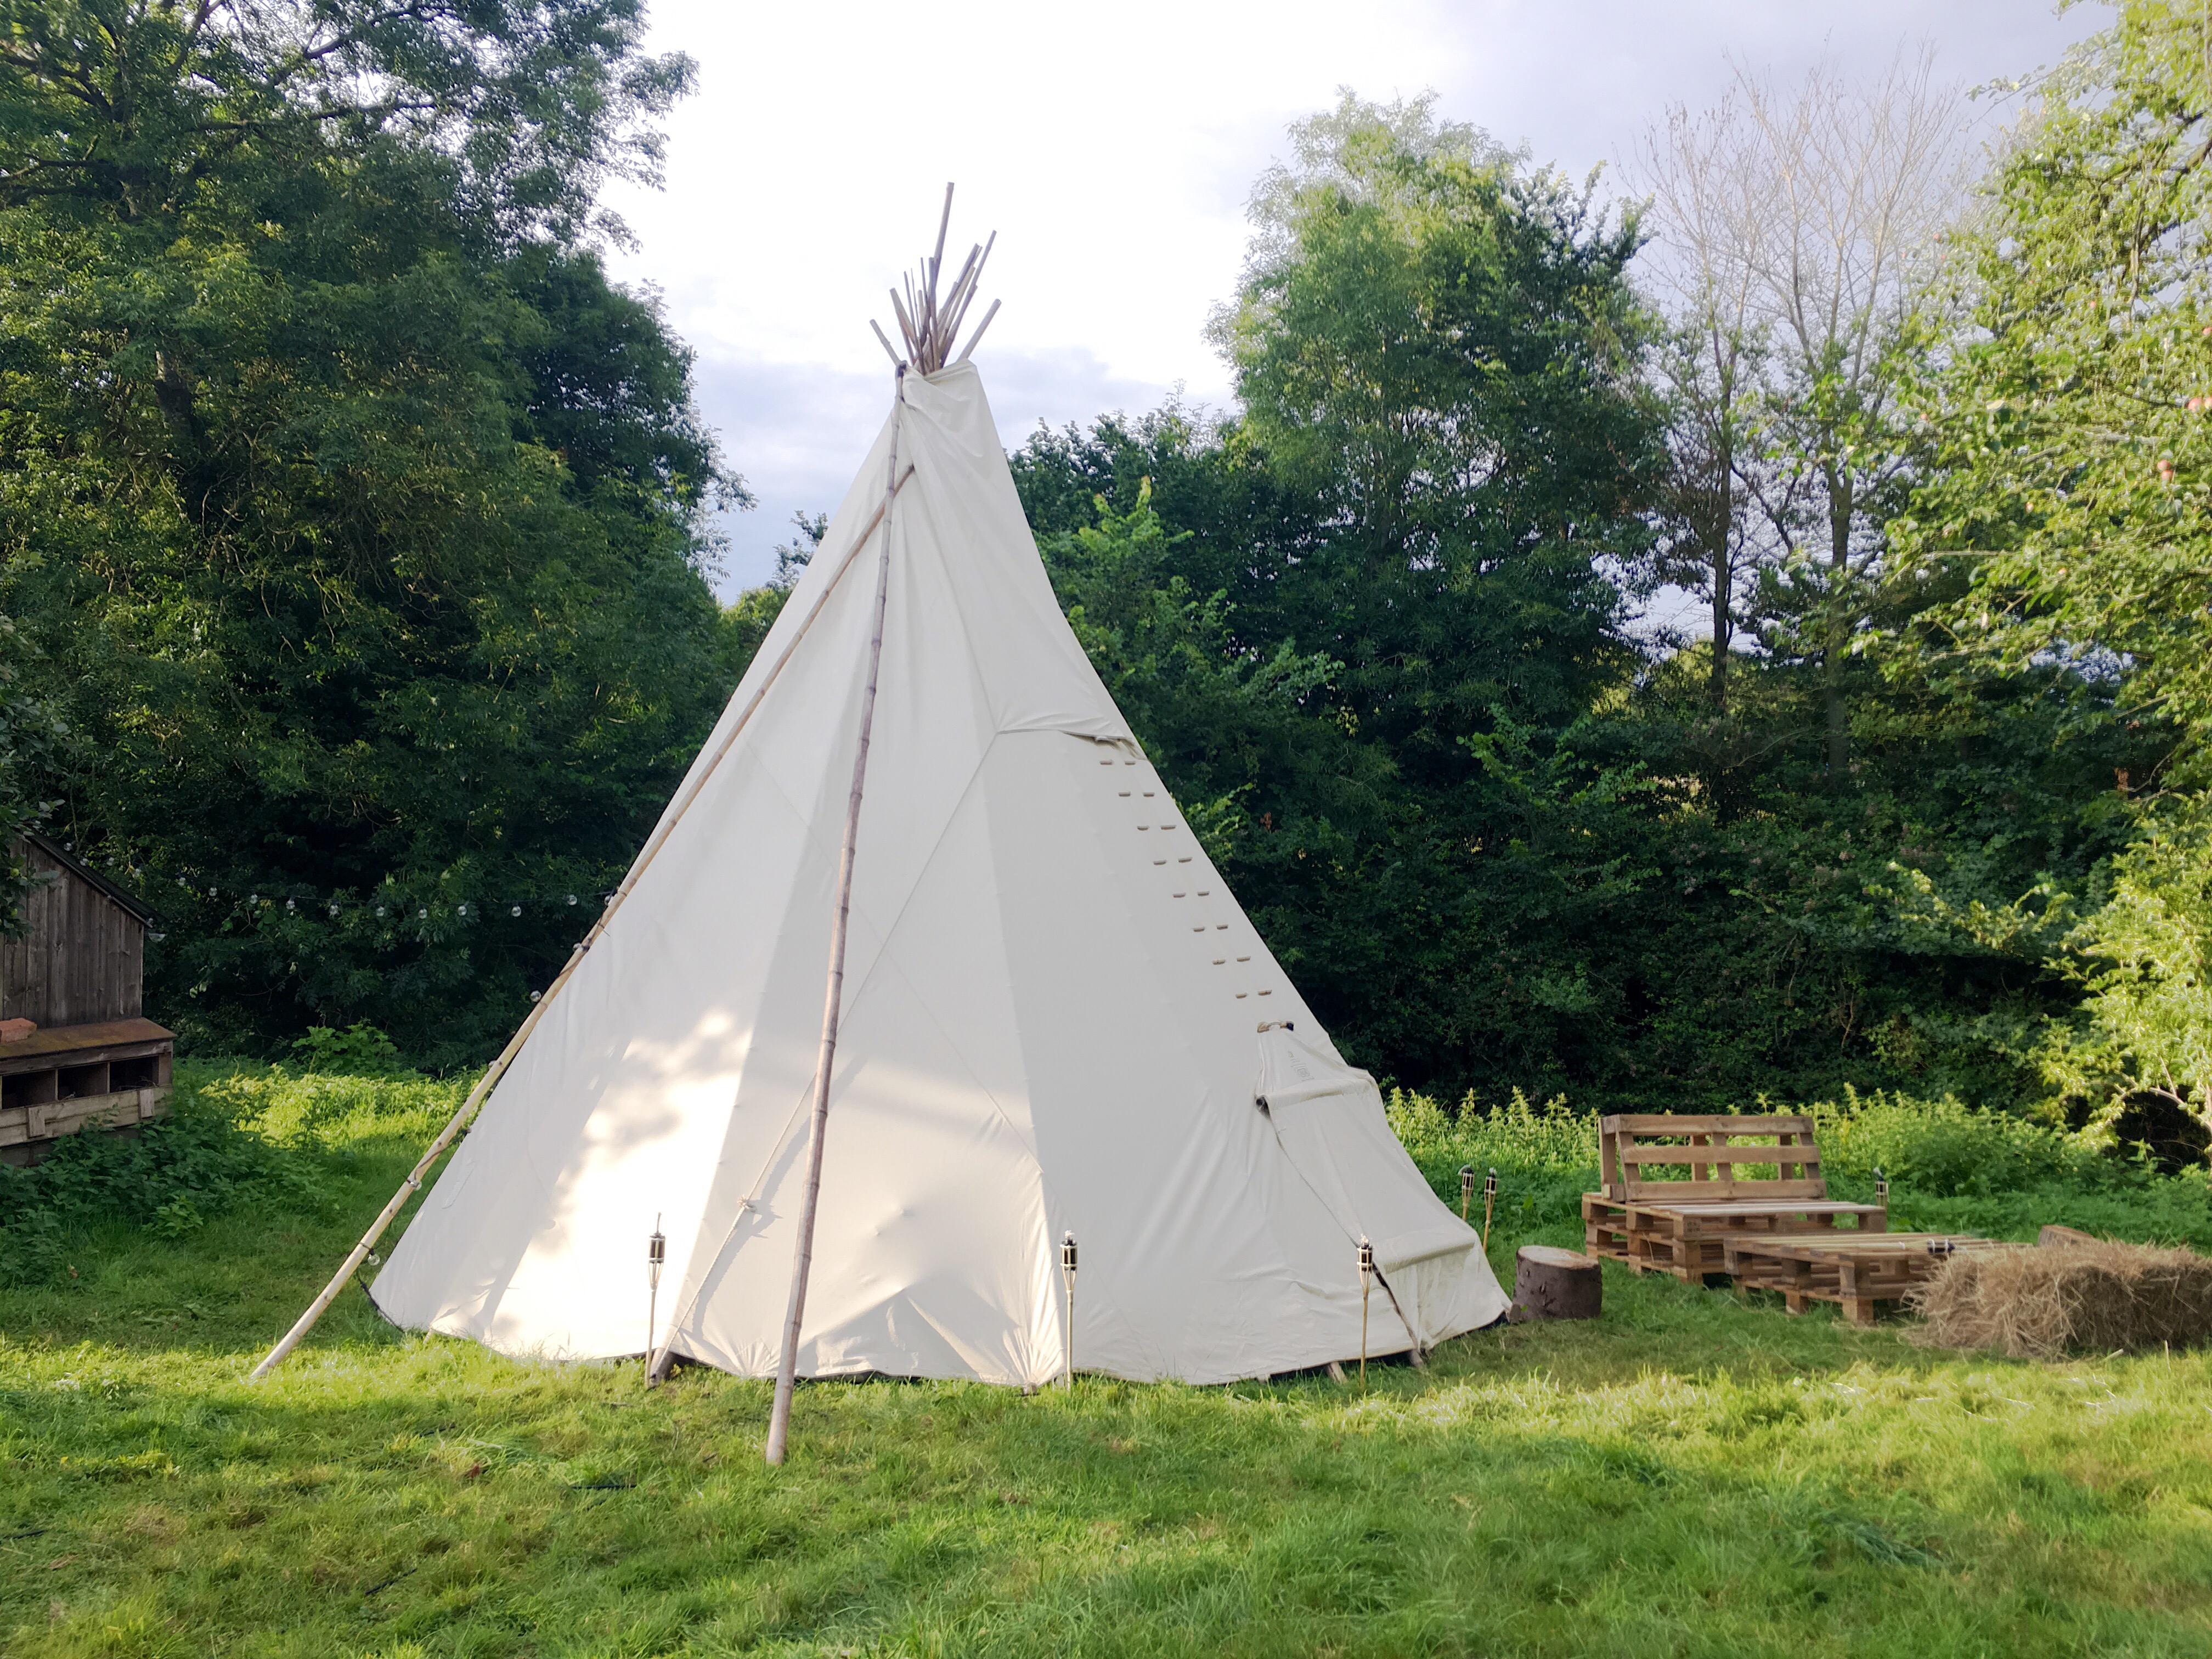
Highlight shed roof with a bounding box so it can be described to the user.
[22,833,157,926]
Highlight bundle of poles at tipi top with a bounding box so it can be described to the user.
[872,184,999,374]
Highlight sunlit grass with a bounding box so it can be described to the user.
[3,1069,2210,1656]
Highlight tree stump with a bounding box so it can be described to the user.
[1513,1245,1602,1321]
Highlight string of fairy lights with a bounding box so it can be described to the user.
[48,840,622,940]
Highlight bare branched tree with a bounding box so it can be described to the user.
[1639,46,1973,771]
[1639,94,1779,716]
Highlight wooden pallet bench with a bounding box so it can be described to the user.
[1723,1232,2000,1325]
[1581,1114,1886,1283]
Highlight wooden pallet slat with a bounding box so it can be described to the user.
[1610,1119,1814,1141]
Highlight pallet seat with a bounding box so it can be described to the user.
[1581,1114,1886,1282]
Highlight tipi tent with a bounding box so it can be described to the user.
[356,279,1506,1390]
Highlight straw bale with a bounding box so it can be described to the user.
[1906,1240,2212,1358]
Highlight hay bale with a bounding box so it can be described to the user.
[1906,1240,2212,1358]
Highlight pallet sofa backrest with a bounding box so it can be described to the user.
[1598,1114,1825,1203]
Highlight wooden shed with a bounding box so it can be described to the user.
[0,833,174,1166]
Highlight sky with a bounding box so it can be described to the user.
[597,1,2107,597]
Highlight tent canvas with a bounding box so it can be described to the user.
[368,361,1508,1385]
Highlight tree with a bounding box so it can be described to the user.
[0,1,746,1064]
[1638,95,1775,716]
[1897,1,2212,1139]
[1214,92,1664,775]
[1638,51,1971,775]
[1141,97,1672,1097]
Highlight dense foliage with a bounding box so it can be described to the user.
[1,4,2206,1166]
[1892,0,2212,1148]
[0,1,743,1065]
[1012,95,2162,1123]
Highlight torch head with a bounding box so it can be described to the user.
[1061,1231,1077,1274]
[1357,1237,1374,1276]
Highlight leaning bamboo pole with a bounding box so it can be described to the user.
[246,466,913,1383]
[764,364,906,1466]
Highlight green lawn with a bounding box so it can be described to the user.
[4,1075,2211,1657]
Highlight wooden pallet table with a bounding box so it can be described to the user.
[1610,1199,1888,1280]
[1580,1114,1886,1282]
[1723,1232,2001,1325]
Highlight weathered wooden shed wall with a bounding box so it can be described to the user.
[1,840,145,1027]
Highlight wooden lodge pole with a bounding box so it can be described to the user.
[764,365,906,1467]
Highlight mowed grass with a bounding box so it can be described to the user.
[4,1078,2212,1657]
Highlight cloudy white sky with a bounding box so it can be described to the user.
[598,1,2104,596]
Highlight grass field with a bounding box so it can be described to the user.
[4,1066,2212,1657]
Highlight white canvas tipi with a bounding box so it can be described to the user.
[364,349,1506,1387]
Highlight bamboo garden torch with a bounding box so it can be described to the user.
[1357,1237,1374,1390]
[1874,1166,1889,1212]
[1060,1231,1079,1391]
[646,1215,666,1379]
[1482,1168,1498,1252]
[1459,1165,1475,1221]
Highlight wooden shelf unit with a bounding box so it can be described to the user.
[0,1017,175,1166]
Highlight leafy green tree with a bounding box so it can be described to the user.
[1014,98,1675,1097]
[0,1,744,1064]
[1213,93,1662,762]
[1895,0,2212,1143]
